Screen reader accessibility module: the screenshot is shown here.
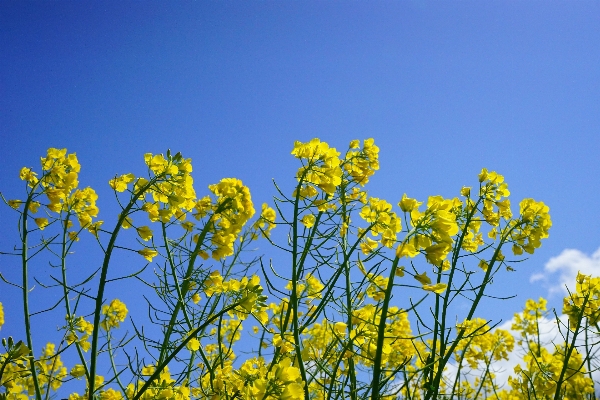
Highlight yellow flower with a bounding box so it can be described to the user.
[396,240,419,258]
[424,243,451,265]
[281,382,304,400]
[101,299,128,330]
[0,302,4,329]
[138,248,158,262]
[121,216,133,229]
[141,365,155,376]
[99,388,123,400]
[334,322,347,336]
[422,283,448,294]
[478,259,489,272]
[414,272,431,285]
[512,244,523,255]
[88,220,103,236]
[192,293,201,304]
[70,364,86,379]
[7,199,22,209]
[20,167,38,183]
[300,214,316,228]
[478,168,488,182]
[28,201,41,213]
[35,217,49,230]
[398,194,422,212]
[181,221,194,232]
[136,226,153,241]
[360,237,379,255]
[186,337,200,352]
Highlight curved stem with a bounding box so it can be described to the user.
[21,192,42,400]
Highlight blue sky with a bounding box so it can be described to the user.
[1,0,600,373]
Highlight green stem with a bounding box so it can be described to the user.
[21,192,42,400]
[370,256,400,400]
[553,294,589,400]
[88,178,159,399]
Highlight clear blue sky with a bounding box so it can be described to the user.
[1,0,599,359]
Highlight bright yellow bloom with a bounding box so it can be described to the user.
[121,216,133,229]
[396,240,419,258]
[343,138,380,185]
[141,365,155,376]
[0,302,4,329]
[34,217,49,230]
[108,173,135,192]
[414,272,431,285]
[99,388,123,400]
[101,299,128,330]
[333,322,347,336]
[20,167,38,183]
[424,243,451,265]
[28,201,40,213]
[292,138,343,195]
[478,259,489,272]
[88,220,103,236]
[7,199,22,209]
[138,248,158,262]
[422,283,448,294]
[360,237,379,255]
[186,337,200,352]
[300,214,316,228]
[398,194,422,212]
[281,382,304,400]
[136,226,153,241]
[70,364,86,379]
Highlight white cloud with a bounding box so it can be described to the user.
[529,247,600,296]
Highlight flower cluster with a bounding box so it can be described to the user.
[206,178,255,259]
[252,203,277,239]
[0,341,67,398]
[359,197,401,253]
[477,168,511,226]
[9,148,100,233]
[396,195,460,266]
[508,344,594,399]
[454,318,514,369]
[510,198,552,255]
[66,316,94,352]
[292,139,342,196]
[109,151,255,262]
[196,357,304,400]
[342,138,380,186]
[563,272,600,328]
[100,299,128,331]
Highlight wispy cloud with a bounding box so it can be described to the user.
[530,247,600,296]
